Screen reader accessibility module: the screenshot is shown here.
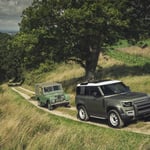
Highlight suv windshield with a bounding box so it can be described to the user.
[100,82,129,96]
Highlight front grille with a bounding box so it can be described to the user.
[55,95,64,101]
[134,97,150,117]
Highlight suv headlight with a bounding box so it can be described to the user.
[122,101,133,107]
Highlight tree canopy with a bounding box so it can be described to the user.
[19,1,120,78]
[2,0,149,81]
[0,32,12,81]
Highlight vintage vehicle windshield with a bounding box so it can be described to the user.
[100,82,129,96]
[44,85,62,93]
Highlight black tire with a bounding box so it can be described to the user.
[47,101,53,110]
[38,100,42,106]
[37,98,42,107]
[108,109,124,128]
[64,103,70,108]
[78,106,89,121]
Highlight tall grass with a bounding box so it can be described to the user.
[24,62,84,91]
[120,75,150,94]
[119,46,150,58]
[0,85,150,150]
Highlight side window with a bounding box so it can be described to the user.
[89,86,101,97]
[44,86,53,93]
[76,86,85,95]
[76,87,80,95]
[76,86,101,96]
[80,86,85,95]
[101,85,114,95]
[85,87,90,95]
[53,85,61,91]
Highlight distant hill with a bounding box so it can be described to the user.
[0,30,18,35]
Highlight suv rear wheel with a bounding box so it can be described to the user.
[78,106,89,121]
[108,109,124,128]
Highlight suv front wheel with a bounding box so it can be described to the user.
[78,106,89,121]
[108,109,124,128]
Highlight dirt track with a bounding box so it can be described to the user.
[11,87,150,135]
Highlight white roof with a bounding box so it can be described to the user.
[77,80,121,87]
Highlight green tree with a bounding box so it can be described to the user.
[5,35,24,80]
[0,32,12,82]
[20,1,65,68]
[19,0,150,79]
[57,0,129,79]
[122,0,150,42]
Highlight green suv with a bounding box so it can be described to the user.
[75,80,150,128]
[35,82,70,110]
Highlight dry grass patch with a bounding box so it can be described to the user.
[98,53,124,68]
[56,107,77,117]
[119,46,150,58]
[44,62,84,83]
[120,75,150,94]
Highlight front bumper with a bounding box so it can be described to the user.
[51,100,70,107]
[120,107,150,122]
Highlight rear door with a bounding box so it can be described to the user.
[86,86,105,117]
[75,86,89,107]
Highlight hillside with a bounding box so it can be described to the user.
[24,45,150,94]
[0,46,150,150]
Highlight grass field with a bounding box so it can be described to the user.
[119,46,150,58]
[0,85,150,150]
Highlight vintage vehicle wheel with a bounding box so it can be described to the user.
[78,106,89,121]
[64,103,70,107]
[108,109,124,128]
[47,101,53,110]
[37,99,42,107]
[38,100,42,106]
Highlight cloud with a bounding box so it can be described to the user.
[0,0,33,31]
[0,18,20,31]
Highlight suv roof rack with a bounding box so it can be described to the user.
[90,79,111,83]
[80,82,88,85]
[80,79,111,85]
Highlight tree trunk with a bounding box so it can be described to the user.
[85,46,100,81]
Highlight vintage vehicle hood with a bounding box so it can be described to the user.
[44,91,64,97]
[105,92,149,102]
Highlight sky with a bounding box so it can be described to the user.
[0,0,33,31]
